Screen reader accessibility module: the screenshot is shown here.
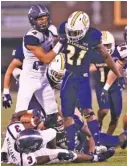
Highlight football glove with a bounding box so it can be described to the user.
[118,76,126,89]
[3,89,12,109]
[100,89,109,104]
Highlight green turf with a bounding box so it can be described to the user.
[1,90,127,166]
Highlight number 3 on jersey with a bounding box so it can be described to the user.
[67,45,87,66]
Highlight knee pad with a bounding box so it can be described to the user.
[44,113,58,128]
[84,112,95,119]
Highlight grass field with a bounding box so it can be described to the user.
[1,90,127,166]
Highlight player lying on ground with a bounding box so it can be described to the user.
[1,110,115,165]
[54,108,127,152]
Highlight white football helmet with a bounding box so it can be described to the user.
[65,11,90,42]
[101,31,115,55]
[48,53,65,84]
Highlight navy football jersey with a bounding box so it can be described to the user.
[59,22,102,75]
[93,46,121,87]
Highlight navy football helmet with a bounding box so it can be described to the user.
[28,4,50,32]
[124,26,127,43]
[16,129,43,153]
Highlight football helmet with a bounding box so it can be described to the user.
[123,26,127,43]
[16,129,43,153]
[48,53,65,84]
[28,4,50,32]
[65,11,90,42]
[101,31,115,55]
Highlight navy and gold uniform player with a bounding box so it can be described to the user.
[100,26,127,133]
[90,31,123,134]
[58,11,124,151]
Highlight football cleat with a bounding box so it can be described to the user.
[119,131,127,149]
[1,152,8,163]
[98,147,115,162]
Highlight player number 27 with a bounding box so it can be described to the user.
[67,45,87,66]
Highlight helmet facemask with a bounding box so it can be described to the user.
[49,69,64,83]
[34,14,50,32]
[104,43,115,55]
[65,25,86,42]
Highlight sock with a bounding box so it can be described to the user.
[94,133,120,147]
[87,120,100,145]
[65,124,76,151]
[92,155,98,162]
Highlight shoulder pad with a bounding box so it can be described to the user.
[88,27,102,40]
[26,29,43,40]
[48,24,58,36]
[58,21,67,36]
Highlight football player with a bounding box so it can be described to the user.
[55,110,127,153]
[2,43,65,128]
[14,4,63,125]
[58,11,124,151]
[100,26,127,134]
[1,110,115,165]
[90,31,123,134]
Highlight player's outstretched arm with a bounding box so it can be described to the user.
[96,43,121,77]
[3,59,22,89]
[26,41,62,64]
[3,59,22,109]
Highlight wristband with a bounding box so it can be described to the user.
[3,88,10,94]
[27,109,33,114]
[103,83,111,91]
[53,42,62,54]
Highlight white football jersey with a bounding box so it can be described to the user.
[6,122,56,166]
[6,122,36,166]
[117,43,127,62]
[22,25,58,75]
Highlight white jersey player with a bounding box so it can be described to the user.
[3,121,77,166]
[2,121,115,165]
[15,4,62,121]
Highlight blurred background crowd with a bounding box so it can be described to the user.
[1,1,127,90]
